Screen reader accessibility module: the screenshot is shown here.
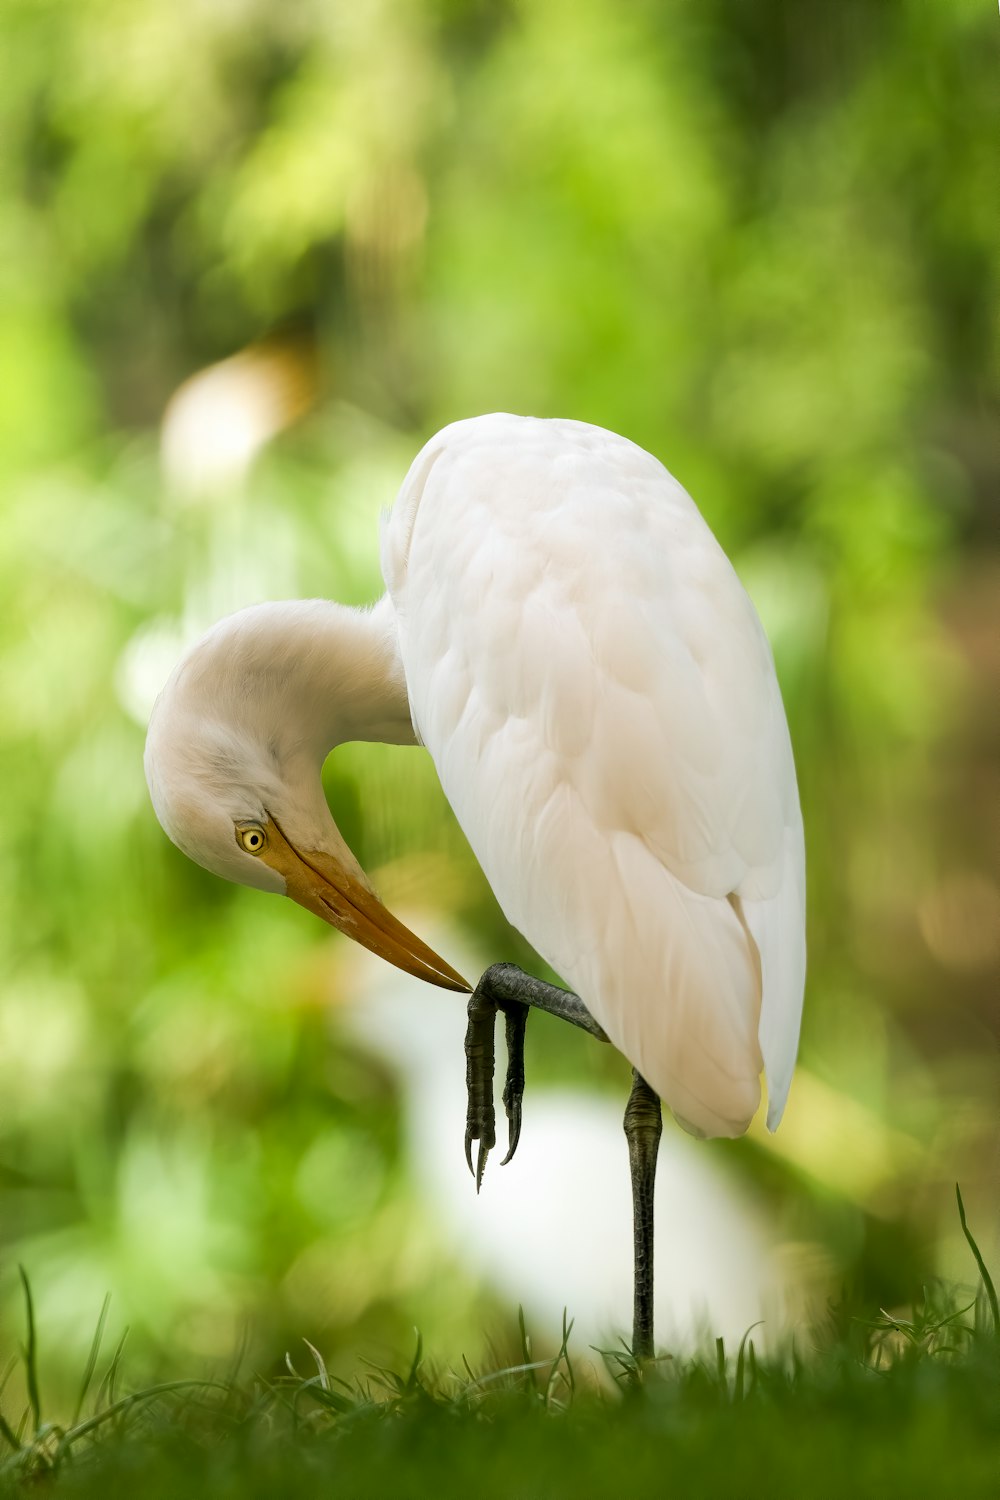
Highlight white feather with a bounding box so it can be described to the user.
[383,414,806,1138]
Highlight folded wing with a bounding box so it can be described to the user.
[383,414,806,1137]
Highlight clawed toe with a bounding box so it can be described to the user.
[499,1093,521,1165]
[464,987,498,1191]
[475,1136,491,1191]
[462,963,605,1188]
[464,979,529,1189]
[500,1001,527,1165]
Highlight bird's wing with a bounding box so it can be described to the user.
[382,414,805,1137]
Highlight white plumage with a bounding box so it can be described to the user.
[382,415,805,1138]
[146,411,805,1193]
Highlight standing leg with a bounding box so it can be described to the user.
[624,1068,662,1364]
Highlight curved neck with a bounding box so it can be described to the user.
[302,595,417,752]
[184,595,417,763]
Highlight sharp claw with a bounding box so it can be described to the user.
[465,982,529,1189]
[501,1094,521,1166]
[465,984,499,1193]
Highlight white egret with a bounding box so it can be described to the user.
[144,414,806,1361]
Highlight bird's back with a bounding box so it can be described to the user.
[382,414,805,1138]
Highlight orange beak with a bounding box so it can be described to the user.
[263,817,470,993]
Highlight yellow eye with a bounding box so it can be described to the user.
[237,824,267,854]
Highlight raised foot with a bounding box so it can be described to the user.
[464,975,528,1191]
[464,962,607,1192]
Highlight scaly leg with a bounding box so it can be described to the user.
[464,963,608,1188]
[623,1068,662,1364]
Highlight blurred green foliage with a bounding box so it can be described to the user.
[0,0,998,1406]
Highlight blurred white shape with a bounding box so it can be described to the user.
[116,617,193,726]
[160,341,316,502]
[116,508,303,727]
[339,923,790,1357]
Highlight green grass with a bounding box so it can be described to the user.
[2,1190,998,1498]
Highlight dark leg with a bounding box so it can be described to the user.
[464,963,608,1188]
[477,963,608,1040]
[624,1068,662,1364]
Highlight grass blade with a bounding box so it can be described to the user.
[292,1376,356,1417]
[0,1408,20,1455]
[303,1340,330,1392]
[561,1310,577,1399]
[95,1327,130,1416]
[404,1330,423,1394]
[73,1294,111,1425]
[464,1360,552,1392]
[517,1307,537,1392]
[955,1183,999,1337]
[17,1268,40,1433]
[734,1323,763,1403]
[56,1380,226,1460]
[0,1356,18,1407]
[544,1311,576,1409]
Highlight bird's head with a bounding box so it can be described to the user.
[143,604,470,993]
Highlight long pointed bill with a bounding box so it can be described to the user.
[263,817,470,993]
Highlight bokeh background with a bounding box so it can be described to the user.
[1,0,997,1397]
